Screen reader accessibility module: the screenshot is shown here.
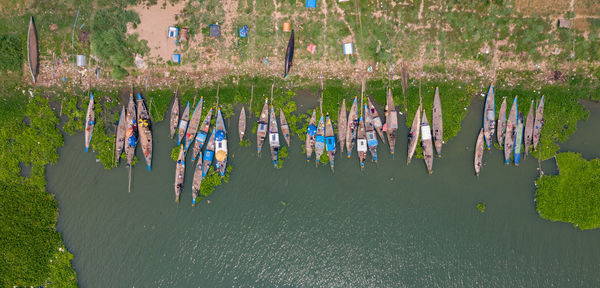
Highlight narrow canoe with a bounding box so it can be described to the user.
[177,102,190,146]
[279,108,291,146]
[214,108,228,177]
[496,97,507,146]
[357,115,367,169]
[367,97,385,143]
[115,106,127,164]
[421,111,434,174]
[504,96,518,165]
[136,93,153,171]
[202,128,216,179]
[184,97,203,151]
[125,94,138,166]
[514,112,524,166]
[174,145,185,203]
[345,97,358,158]
[315,114,325,166]
[325,114,336,171]
[385,88,398,156]
[284,30,295,77]
[257,99,269,156]
[407,105,422,164]
[169,91,179,139]
[365,104,378,162]
[524,100,535,157]
[532,96,545,151]
[337,99,347,154]
[238,106,246,142]
[191,157,203,207]
[27,16,39,83]
[269,106,280,168]
[483,85,495,149]
[192,108,212,161]
[432,87,443,156]
[305,109,317,162]
[474,128,484,176]
[84,93,95,152]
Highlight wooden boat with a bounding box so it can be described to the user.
[269,106,280,168]
[169,91,179,138]
[125,94,138,166]
[192,108,212,161]
[174,145,185,203]
[533,96,545,151]
[432,87,443,156]
[514,112,524,166]
[177,102,190,146]
[256,98,269,156]
[284,30,295,77]
[214,108,228,177]
[367,97,385,142]
[407,105,421,164]
[115,106,126,164]
[305,109,317,162]
[84,93,95,152]
[279,108,291,146]
[421,111,434,174]
[401,61,408,96]
[496,97,507,146]
[385,88,398,156]
[504,96,518,165]
[357,115,367,169]
[365,104,378,162]
[474,128,484,176]
[524,100,535,157]
[315,114,325,166]
[337,99,347,154]
[325,114,336,171]
[483,85,495,149]
[191,157,203,207]
[184,97,203,152]
[345,97,358,157]
[238,106,246,143]
[27,16,38,83]
[136,93,153,171]
[201,128,216,178]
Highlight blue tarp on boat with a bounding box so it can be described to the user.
[215,130,226,141]
[128,135,137,147]
[307,124,317,136]
[326,136,335,151]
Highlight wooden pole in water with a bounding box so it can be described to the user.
[128,164,132,193]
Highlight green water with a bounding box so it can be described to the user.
[48,96,600,287]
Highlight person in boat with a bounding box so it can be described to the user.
[408,132,414,141]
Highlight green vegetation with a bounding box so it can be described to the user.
[199,165,233,198]
[536,152,600,230]
[477,202,486,213]
[0,34,23,73]
[171,145,181,162]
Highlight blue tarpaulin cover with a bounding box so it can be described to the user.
[239,25,248,37]
[306,0,316,8]
[326,136,335,151]
[307,124,317,136]
[128,135,137,147]
[215,130,226,141]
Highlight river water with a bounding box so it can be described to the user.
[47,96,600,287]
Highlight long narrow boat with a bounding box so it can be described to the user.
[407,105,422,164]
[115,106,126,164]
[496,97,507,146]
[184,97,203,152]
[325,114,336,171]
[514,112,524,166]
[192,108,212,161]
[238,106,246,143]
[346,97,358,157]
[84,93,95,152]
[27,16,38,83]
[174,145,185,203]
[367,97,385,142]
[483,85,495,149]
[269,106,280,168]
[315,114,325,166]
[532,96,545,151]
[136,93,153,171]
[337,99,347,154]
[305,109,317,162]
[284,30,295,77]
[524,100,535,157]
[357,115,367,169]
[279,108,291,146]
[202,128,216,178]
[474,128,484,176]
[257,98,269,156]
[385,89,398,156]
[214,108,228,177]
[432,87,443,156]
[177,102,190,146]
[365,104,378,162]
[421,111,434,174]
[191,157,203,207]
[504,96,518,165]
[169,91,179,139]
[125,94,138,166]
